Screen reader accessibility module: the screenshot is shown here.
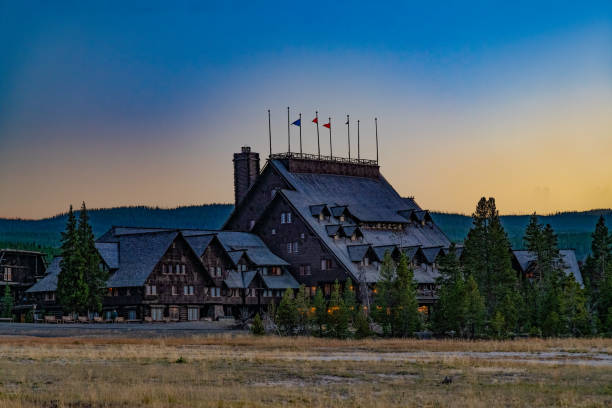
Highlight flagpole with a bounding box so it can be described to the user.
[346,114,350,160]
[268,109,272,157]
[316,111,320,159]
[287,106,290,154]
[375,117,379,164]
[329,117,332,159]
[357,119,360,160]
[299,113,302,156]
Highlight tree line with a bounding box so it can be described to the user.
[259,197,612,338]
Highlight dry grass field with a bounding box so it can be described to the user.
[1,335,611,407]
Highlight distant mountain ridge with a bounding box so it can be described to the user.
[1,205,610,261]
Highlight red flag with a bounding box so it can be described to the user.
[312,117,318,124]
[323,122,331,129]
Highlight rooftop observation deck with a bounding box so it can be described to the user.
[269,152,380,178]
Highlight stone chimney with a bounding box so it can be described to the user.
[233,146,260,207]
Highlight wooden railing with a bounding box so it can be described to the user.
[269,152,378,166]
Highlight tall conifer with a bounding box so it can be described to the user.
[78,202,108,314]
[57,205,89,314]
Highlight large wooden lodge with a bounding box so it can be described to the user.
[8,146,583,321]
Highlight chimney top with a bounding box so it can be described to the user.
[241,146,251,153]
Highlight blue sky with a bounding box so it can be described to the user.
[1,1,611,217]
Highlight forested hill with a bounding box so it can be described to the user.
[1,205,611,261]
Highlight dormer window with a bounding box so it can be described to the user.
[319,213,325,221]
[339,215,345,222]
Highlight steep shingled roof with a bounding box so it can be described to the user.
[26,257,62,293]
[95,242,119,269]
[512,249,584,286]
[269,159,451,284]
[106,231,180,287]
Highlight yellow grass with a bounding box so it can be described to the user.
[0,335,610,407]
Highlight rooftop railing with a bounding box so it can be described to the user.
[269,152,378,166]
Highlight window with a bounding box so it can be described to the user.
[181,264,186,274]
[241,264,247,272]
[209,287,220,297]
[146,285,157,296]
[189,286,194,295]
[151,307,164,321]
[169,307,179,321]
[44,292,55,301]
[319,213,325,221]
[172,286,178,296]
[300,233,305,239]
[271,228,276,235]
[363,257,370,266]
[324,284,331,296]
[128,310,137,321]
[162,264,166,274]
[299,265,311,276]
[184,286,194,295]
[216,266,222,277]
[287,212,292,223]
[188,307,199,321]
[270,267,281,276]
[321,259,332,270]
[175,264,180,274]
[261,267,268,275]
[281,213,286,224]
[292,241,299,253]
[3,267,11,281]
[287,243,292,254]
[339,215,345,222]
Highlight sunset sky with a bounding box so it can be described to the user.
[1,1,611,219]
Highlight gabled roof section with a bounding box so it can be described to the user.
[95,242,119,269]
[183,234,216,256]
[330,205,348,218]
[420,246,443,264]
[412,210,433,223]
[106,231,180,288]
[243,248,289,266]
[261,273,300,289]
[512,249,583,286]
[372,245,398,262]
[309,204,330,217]
[401,245,420,260]
[341,225,362,238]
[347,244,371,262]
[326,224,342,237]
[26,257,62,293]
[224,270,257,289]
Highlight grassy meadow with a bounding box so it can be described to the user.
[0,335,611,407]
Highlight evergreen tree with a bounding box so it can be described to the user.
[559,275,590,336]
[294,285,310,334]
[57,205,89,314]
[276,289,298,335]
[312,288,327,336]
[372,251,396,336]
[353,308,371,339]
[78,202,108,314]
[432,244,466,336]
[393,253,420,337]
[462,197,519,335]
[251,313,265,335]
[1,285,13,318]
[342,277,357,324]
[463,275,486,338]
[327,280,349,338]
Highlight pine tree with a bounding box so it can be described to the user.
[559,274,590,336]
[294,285,310,334]
[276,289,298,335]
[251,313,265,335]
[57,205,89,314]
[372,251,396,336]
[432,244,466,336]
[463,274,486,338]
[342,277,357,325]
[463,197,519,336]
[312,288,327,336]
[78,202,108,314]
[353,309,371,339]
[328,280,349,338]
[393,253,420,337]
[1,285,13,318]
